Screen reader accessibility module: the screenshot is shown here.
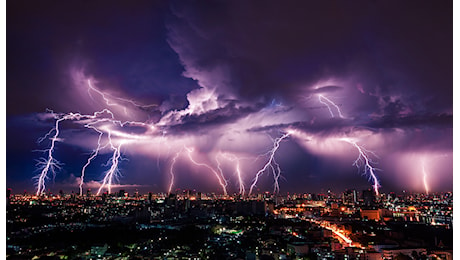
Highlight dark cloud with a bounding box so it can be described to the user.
[7,0,199,115]
[247,119,354,136]
[167,0,452,114]
[366,113,453,130]
[165,102,265,134]
[311,86,344,94]
[7,1,452,194]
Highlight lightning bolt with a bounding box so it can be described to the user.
[35,108,152,196]
[215,155,227,193]
[340,137,380,195]
[79,127,105,196]
[418,154,448,195]
[87,79,157,114]
[97,135,124,195]
[35,110,115,195]
[217,152,246,196]
[421,159,429,195]
[318,94,344,118]
[35,116,64,195]
[249,132,290,196]
[34,73,391,197]
[37,77,241,196]
[87,79,129,114]
[233,156,245,196]
[185,146,228,196]
[168,151,181,195]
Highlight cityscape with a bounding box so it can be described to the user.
[6,188,453,259]
[6,1,453,260]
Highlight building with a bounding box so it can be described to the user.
[382,248,427,259]
[362,189,376,207]
[430,250,453,260]
[343,189,357,206]
[287,241,309,257]
[361,209,380,221]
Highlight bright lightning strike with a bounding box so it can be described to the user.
[87,79,129,114]
[318,94,344,118]
[340,137,380,195]
[421,159,429,195]
[35,116,65,196]
[185,146,228,196]
[34,76,167,196]
[96,132,124,195]
[168,152,181,195]
[34,75,392,197]
[217,152,246,196]
[87,79,157,114]
[249,132,290,196]
[79,127,105,196]
[35,108,148,195]
[35,110,115,195]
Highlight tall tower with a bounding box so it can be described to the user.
[343,189,357,206]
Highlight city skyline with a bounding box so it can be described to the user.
[7,1,453,195]
[6,187,453,259]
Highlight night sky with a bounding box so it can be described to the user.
[6,0,452,195]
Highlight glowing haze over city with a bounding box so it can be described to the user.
[7,1,452,196]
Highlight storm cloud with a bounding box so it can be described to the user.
[7,0,452,194]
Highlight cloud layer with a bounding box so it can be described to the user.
[7,1,452,194]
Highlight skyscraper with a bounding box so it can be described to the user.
[343,189,357,206]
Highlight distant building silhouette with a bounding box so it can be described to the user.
[362,189,376,207]
[342,189,357,206]
[7,188,11,206]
